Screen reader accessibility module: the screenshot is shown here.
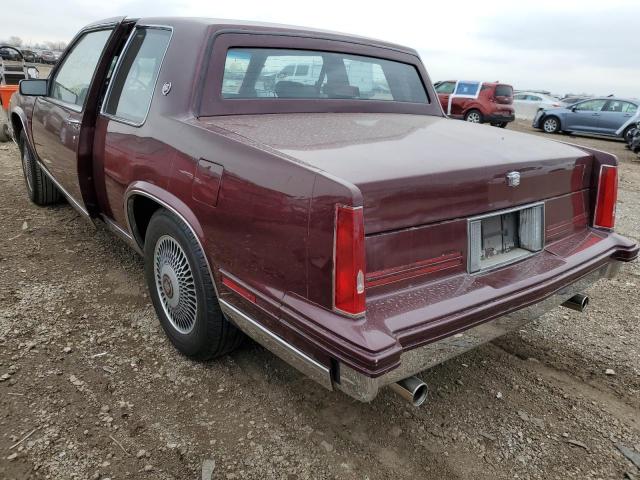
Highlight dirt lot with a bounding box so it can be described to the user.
[1,120,640,480]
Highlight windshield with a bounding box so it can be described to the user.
[221,47,428,103]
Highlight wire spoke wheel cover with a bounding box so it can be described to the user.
[154,235,198,334]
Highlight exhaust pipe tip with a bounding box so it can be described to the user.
[390,376,428,406]
[562,293,589,312]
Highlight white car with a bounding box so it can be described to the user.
[513,92,565,119]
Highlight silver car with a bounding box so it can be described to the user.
[532,97,638,138]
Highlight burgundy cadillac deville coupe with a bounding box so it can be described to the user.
[9,17,638,406]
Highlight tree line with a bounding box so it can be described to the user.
[0,35,67,52]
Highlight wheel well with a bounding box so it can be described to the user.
[623,124,634,137]
[128,195,163,248]
[11,113,24,146]
[543,114,561,128]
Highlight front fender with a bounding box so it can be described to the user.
[9,92,37,146]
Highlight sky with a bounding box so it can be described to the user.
[2,0,638,98]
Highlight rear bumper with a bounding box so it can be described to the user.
[336,261,618,401]
[219,232,637,403]
[485,112,515,123]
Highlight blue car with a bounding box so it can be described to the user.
[533,97,638,139]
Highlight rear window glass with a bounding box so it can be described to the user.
[495,85,513,97]
[221,48,427,103]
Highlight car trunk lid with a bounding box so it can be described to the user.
[202,113,592,234]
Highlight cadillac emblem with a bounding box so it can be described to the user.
[506,171,520,187]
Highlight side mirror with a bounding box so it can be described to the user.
[27,66,39,79]
[19,79,48,96]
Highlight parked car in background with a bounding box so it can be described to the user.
[513,91,564,109]
[533,97,639,138]
[435,80,515,127]
[20,49,39,63]
[560,96,590,105]
[40,50,57,64]
[618,111,640,143]
[9,17,637,406]
[513,91,565,120]
[0,46,21,61]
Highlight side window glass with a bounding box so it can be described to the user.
[435,82,455,94]
[622,102,637,114]
[575,100,606,112]
[50,29,113,108]
[604,101,624,112]
[104,28,171,124]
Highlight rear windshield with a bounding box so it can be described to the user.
[221,48,428,103]
[495,85,513,97]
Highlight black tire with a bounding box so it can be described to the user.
[491,122,508,128]
[622,125,636,144]
[0,121,10,142]
[144,209,244,360]
[464,109,483,123]
[541,115,561,134]
[19,131,61,205]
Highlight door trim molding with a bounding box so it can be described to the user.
[36,160,90,218]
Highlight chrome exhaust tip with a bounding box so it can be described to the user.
[390,376,428,406]
[562,293,589,312]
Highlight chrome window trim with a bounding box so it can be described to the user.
[466,201,546,274]
[100,25,173,128]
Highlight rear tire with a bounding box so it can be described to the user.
[542,116,561,134]
[144,209,244,360]
[0,122,10,142]
[623,125,636,144]
[491,122,508,128]
[464,109,483,123]
[19,131,61,205]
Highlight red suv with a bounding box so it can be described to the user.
[434,81,515,127]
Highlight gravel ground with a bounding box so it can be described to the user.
[1,120,640,480]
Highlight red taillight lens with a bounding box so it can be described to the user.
[594,165,618,230]
[334,205,366,317]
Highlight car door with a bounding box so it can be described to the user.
[30,24,121,216]
[563,99,607,133]
[599,100,638,135]
[434,81,455,114]
[94,26,173,229]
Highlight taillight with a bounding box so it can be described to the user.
[593,165,618,230]
[334,205,366,317]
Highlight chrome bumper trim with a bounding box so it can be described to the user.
[336,261,620,402]
[218,299,333,391]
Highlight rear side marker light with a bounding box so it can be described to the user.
[593,165,618,230]
[222,277,256,303]
[334,205,366,317]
